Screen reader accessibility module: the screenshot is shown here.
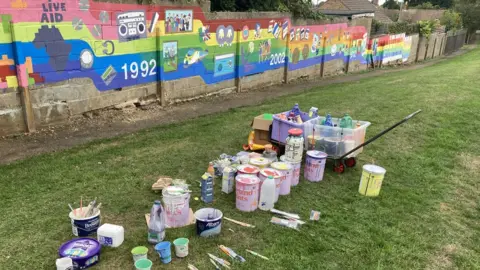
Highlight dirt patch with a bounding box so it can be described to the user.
[426,244,458,270]
[0,48,473,165]
[457,153,480,174]
[439,202,451,212]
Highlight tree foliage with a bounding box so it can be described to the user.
[408,0,453,9]
[440,9,462,31]
[455,0,480,41]
[383,0,401,9]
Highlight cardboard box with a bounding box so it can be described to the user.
[252,114,273,145]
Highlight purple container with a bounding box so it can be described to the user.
[58,238,101,270]
[272,111,315,143]
[304,150,328,182]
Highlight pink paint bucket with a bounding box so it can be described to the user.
[236,164,260,176]
[271,162,293,196]
[280,155,301,186]
[235,174,260,212]
[258,168,282,202]
[162,186,191,228]
[304,150,328,182]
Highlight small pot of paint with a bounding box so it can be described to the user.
[280,155,301,186]
[173,238,189,258]
[155,241,172,264]
[236,164,260,176]
[271,162,293,196]
[194,208,223,237]
[258,168,282,202]
[69,207,101,237]
[359,164,386,197]
[235,174,260,212]
[304,150,328,182]
[134,259,153,270]
[249,157,271,169]
[131,246,148,262]
[58,238,101,269]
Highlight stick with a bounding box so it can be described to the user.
[224,217,255,228]
[246,249,270,260]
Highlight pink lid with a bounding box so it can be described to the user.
[237,164,260,174]
[288,128,303,136]
[236,174,260,185]
[260,168,282,178]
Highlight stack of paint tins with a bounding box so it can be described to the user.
[281,128,304,189]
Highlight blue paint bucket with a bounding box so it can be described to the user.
[58,238,101,269]
[69,207,101,237]
[194,208,223,237]
[154,241,172,264]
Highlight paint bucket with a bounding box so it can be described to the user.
[56,257,73,270]
[280,155,301,186]
[359,164,386,197]
[173,238,189,258]
[235,174,260,212]
[69,207,101,237]
[162,186,191,228]
[131,246,148,262]
[249,157,271,169]
[237,164,260,176]
[304,150,328,182]
[135,259,153,270]
[155,241,172,264]
[194,208,223,237]
[271,162,293,196]
[258,168,282,202]
[58,238,101,269]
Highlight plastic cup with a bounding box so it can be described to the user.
[56,257,73,270]
[173,238,189,258]
[131,246,148,262]
[155,241,172,264]
[134,259,152,270]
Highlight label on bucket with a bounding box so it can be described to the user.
[236,175,260,212]
[98,236,113,246]
[71,215,101,237]
[359,166,385,197]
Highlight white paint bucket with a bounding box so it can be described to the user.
[280,155,301,186]
[162,186,190,228]
[271,162,293,196]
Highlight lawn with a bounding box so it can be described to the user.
[1,48,480,270]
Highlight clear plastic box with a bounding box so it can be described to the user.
[303,117,371,158]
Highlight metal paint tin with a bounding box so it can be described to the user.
[236,164,260,176]
[359,165,386,197]
[280,155,301,186]
[235,174,260,212]
[249,157,271,169]
[304,150,328,182]
[271,162,293,196]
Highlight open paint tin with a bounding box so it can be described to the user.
[58,238,101,269]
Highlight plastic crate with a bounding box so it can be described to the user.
[271,111,318,144]
[303,117,371,158]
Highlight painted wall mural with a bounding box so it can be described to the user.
[0,0,414,92]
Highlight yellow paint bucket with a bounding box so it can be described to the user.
[358,165,386,197]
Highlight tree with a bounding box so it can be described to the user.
[407,0,453,9]
[383,0,401,9]
[440,9,462,31]
[455,0,480,42]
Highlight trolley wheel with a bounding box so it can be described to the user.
[334,162,345,174]
[345,157,357,168]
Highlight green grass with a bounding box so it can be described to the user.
[1,48,480,270]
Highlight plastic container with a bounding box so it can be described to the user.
[173,238,189,258]
[58,238,101,269]
[304,117,370,157]
[271,162,293,196]
[97,223,124,247]
[155,241,172,264]
[237,164,260,176]
[236,174,260,212]
[56,257,73,270]
[285,128,304,162]
[162,186,191,228]
[69,207,101,237]
[359,164,386,197]
[258,168,282,203]
[304,150,328,182]
[148,201,166,244]
[194,208,223,237]
[135,259,153,270]
[259,176,276,211]
[271,110,317,143]
[280,155,301,186]
[131,246,148,262]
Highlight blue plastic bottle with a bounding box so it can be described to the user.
[323,113,334,127]
[291,103,301,116]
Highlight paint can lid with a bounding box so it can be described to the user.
[59,238,101,259]
[363,164,386,175]
[271,162,293,171]
[306,150,328,159]
[237,164,260,174]
[288,128,303,136]
[249,157,271,167]
[236,174,260,185]
[162,186,189,197]
[260,168,282,178]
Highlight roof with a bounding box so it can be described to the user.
[318,0,393,23]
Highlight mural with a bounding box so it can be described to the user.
[0,0,414,92]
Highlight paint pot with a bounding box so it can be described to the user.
[304,150,328,182]
[236,174,260,212]
[69,207,101,237]
[135,259,153,270]
[280,155,301,186]
[258,168,282,202]
[173,238,189,258]
[131,246,148,262]
[271,162,293,196]
[249,157,271,169]
[56,257,73,270]
[58,238,101,269]
[194,208,223,237]
[237,164,260,176]
[162,186,191,228]
[155,241,172,264]
[359,164,386,197]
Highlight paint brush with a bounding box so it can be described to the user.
[219,245,245,263]
[224,217,255,228]
[209,258,220,270]
[245,249,270,260]
[208,253,231,268]
[94,203,102,215]
[188,264,199,270]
